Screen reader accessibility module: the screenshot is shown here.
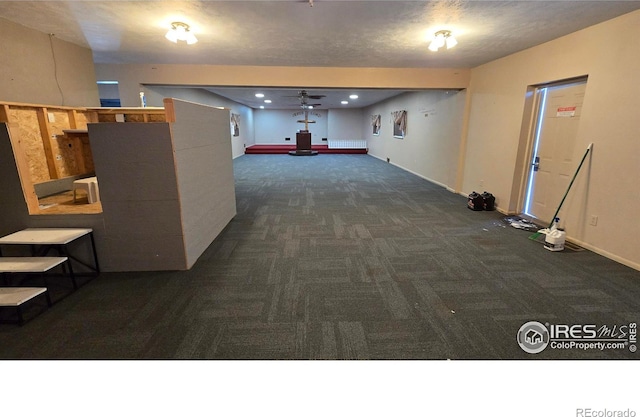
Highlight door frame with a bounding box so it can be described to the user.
[511,75,588,223]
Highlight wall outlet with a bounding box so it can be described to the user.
[47,112,55,123]
[590,215,598,226]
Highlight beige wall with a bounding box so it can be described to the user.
[95,64,471,107]
[0,18,99,106]
[366,90,466,191]
[463,10,640,270]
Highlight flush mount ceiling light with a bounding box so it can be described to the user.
[165,22,198,44]
[428,30,457,52]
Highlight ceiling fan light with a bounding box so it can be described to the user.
[186,33,198,45]
[446,35,457,49]
[429,33,446,51]
[165,29,179,43]
[166,22,197,44]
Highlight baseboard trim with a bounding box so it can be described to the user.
[566,238,640,272]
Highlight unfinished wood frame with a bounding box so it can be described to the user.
[0,101,166,215]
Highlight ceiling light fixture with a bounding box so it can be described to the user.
[428,30,457,52]
[264,100,272,103]
[349,94,358,99]
[341,101,349,105]
[255,93,265,98]
[165,22,198,45]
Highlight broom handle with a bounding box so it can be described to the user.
[546,143,593,228]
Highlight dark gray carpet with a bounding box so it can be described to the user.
[1,154,638,359]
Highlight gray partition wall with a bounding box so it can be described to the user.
[88,99,236,271]
[0,99,236,271]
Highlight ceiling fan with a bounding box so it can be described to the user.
[284,90,326,108]
[283,90,327,130]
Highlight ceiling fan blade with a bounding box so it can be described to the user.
[307,95,326,99]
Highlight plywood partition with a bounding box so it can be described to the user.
[2,99,232,271]
[0,101,100,186]
[0,101,164,216]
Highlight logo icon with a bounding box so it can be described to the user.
[517,321,549,354]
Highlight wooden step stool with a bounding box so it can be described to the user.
[73,176,100,204]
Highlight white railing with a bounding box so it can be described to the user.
[327,139,367,149]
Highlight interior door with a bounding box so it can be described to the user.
[524,80,587,224]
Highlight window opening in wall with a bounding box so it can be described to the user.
[97,81,121,107]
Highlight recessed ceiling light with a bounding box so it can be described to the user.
[349,94,358,99]
[255,93,264,98]
[341,101,349,105]
[259,105,265,109]
[264,99,272,103]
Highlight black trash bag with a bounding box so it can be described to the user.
[481,191,496,211]
[467,191,484,211]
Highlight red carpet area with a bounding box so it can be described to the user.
[244,144,367,155]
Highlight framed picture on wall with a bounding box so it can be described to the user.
[392,110,406,139]
[231,113,240,137]
[372,114,381,135]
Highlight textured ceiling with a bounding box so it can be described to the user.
[2,0,639,108]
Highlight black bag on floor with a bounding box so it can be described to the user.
[467,191,484,211]
[481,191,496,211]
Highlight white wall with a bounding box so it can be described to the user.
[254,109,328,144]
[169,100,237,269]
[463,10,640,270]
[0,17,99,106]
[328,109,365,140]
[144,86,254,158]
[365,90,466,190]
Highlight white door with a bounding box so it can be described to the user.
[524,80,587,224]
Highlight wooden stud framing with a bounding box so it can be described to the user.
[36,108,61,179]
[0,104,9,123]
[6,122,40,213]
[1,100,165,204]
[67,109,78,129]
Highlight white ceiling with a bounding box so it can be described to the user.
[2,0,639,109]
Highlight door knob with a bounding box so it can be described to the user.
[532,156,540,171]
